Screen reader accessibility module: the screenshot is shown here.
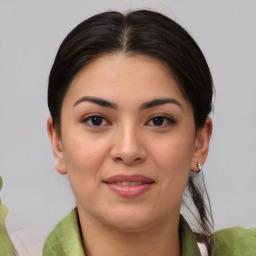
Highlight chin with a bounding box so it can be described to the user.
[109,219,156,233]
[99,209,161,233]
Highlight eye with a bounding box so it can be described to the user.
[82,114,110,127]
[146,115,175,127]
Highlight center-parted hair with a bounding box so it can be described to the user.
[48,9,214,252]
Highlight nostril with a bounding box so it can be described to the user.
[114,156,143,164]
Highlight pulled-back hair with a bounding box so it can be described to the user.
[48,9,214,253]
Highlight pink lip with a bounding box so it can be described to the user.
[103,175,154,198]
[104,174,154,183]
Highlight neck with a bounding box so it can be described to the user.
[77,208,181,256]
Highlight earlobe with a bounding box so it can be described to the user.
[191,116,212,172]
[47,117,67,175]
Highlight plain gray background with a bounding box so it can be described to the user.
[0,0,256,255]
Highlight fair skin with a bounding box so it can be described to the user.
[48,53,212,256]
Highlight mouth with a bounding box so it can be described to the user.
[103,175,155,198]
[106,181,145,186]
[103,174,154,184]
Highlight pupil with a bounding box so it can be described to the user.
[92,116,102,126]
[153,117,163,126]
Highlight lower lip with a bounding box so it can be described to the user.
[105,183,153,198]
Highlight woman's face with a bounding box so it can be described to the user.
[48,53,211,231]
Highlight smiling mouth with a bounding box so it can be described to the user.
[103,174,154,185]
[104,181,154,186]
[103,175,154,198]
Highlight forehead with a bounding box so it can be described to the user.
[63,53,189,108]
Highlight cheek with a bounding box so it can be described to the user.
[62,133,109,178]
[152,133,195,172]
[150,134,194,198]
[61,135,110,205]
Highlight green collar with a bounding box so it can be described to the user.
[179,216,202,256]
[43,209,201,256]
[43,209,85,256]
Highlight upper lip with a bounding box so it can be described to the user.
[103,174,154,184]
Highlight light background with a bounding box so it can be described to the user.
[0,0,255,255]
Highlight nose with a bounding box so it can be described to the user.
[110,124,147,165]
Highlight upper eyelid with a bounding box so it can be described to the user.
[147,114,175,121]
[82,113,107,119]
[82,113,111,124]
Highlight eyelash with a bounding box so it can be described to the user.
[82,114,111,127]
[146,114,175,127]
[81,114,175,127]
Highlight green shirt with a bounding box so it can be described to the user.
[42,208,256,256]
[212,226,256,255]
[0,177,16,256]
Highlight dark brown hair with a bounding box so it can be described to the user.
[48,9,214,253]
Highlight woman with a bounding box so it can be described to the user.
[44,10,256,256]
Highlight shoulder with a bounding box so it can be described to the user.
[211,226,256,255]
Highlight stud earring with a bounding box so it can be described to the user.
[197,162,202,172]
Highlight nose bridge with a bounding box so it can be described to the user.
[110,120,146,164]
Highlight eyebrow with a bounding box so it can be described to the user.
[140,98,182,110]
[73,96,118,109]
[73,96,182,110]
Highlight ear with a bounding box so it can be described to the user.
[47,117,67,175]
[191,116,212,172]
